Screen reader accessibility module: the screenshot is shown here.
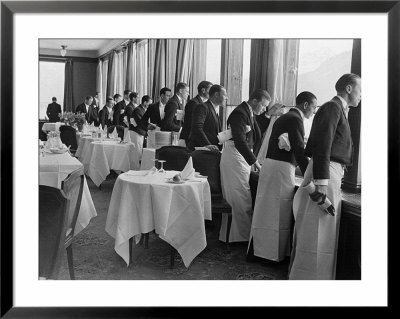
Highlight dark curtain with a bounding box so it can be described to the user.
[174,39,194,88]
[63,59,73,112]
[249,39,269,96]
[152,40,166,100]
[106,53,114,97]
[125,42,134,91]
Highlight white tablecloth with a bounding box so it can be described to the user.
[77,138,140,186]
[42,122,65,132]
[39,152,97,236]
[140,148,156,170]
[105,170,212,268]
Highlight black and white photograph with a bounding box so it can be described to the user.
[38,37,361,281]
[2,1,394,313]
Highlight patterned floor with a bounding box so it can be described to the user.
[56,173,290,280]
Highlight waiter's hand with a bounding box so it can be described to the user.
[205,145,220,153]
[315,185,328,195]
[254,160,262,172]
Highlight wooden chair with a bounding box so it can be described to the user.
[59,125,78,155]
[191,150,233,251]
[156,146,190,171]
[39,167,84,279]
[61,166,85,279]
[39,186,69,279]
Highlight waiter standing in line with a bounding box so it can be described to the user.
[288,73,361,280]
[247,91,317,263]
[219,89,271,243]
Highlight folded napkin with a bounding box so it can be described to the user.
[124,170,149,176]
[130,117,137,127]
[111,127,118,139]
[278,133,291,151]
[181,157,196,180]
[217,125,251,144]
[123,128,131,143]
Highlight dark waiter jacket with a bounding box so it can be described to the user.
[227,102,261,166]
[46,102,62,123]
[139,101,163,129]
[266,108,309,176]
[305,96,354,180]
[161,95,183,132]
[187,100,221,150]
[180,95,203,142]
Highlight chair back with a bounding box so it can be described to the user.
[107,125,124,139]
[191,150,222,196]
[61,166,85,245]
[156,146,190,171]
[59,125,78,151]
[39,185,69,279]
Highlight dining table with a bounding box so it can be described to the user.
[76,137,140,187]
[105,170,212,268]
[39,150,97,236]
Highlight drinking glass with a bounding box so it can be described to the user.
[158,160,166,174]
[151,159,159,172]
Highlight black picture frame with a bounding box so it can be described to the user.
[1,0,396,317]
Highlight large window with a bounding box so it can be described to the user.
[205,39,222,85]
[297,39,353,138]
[39,61,65,119]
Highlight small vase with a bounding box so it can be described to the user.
[77,124,83,132]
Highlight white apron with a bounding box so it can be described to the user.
[256,116,278,164]
[219,141,253,243]
[288,158,343,280]
[249,158,295,261]
[129,130,144,160]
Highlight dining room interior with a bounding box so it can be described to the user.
[38,38,361,281]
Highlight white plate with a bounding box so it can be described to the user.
[166,178,185,184]
[50,148,68,154]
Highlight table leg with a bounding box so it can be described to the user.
[170,246,176,269]
[139,234,144,246]
[226,214,232,252]
[144,233,149,249]
[129,237,133,265]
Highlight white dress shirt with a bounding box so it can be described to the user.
[210,100,220,116]
[159,101,166,120]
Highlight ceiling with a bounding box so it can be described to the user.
[39,39,129,58]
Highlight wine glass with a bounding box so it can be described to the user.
[151,159,159,172]
[158,160,166,174]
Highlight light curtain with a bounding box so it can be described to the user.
[266,39,299,105]
[114,51,125,96]
[63,59,73,112]
[125,41,137,92]
[96,59,103,108]
[101,59,108,106]
[137,40,148,97]
[189,39,207,99]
